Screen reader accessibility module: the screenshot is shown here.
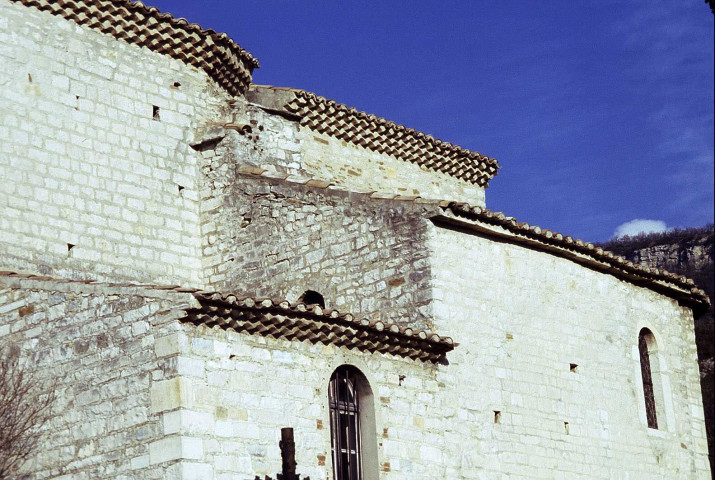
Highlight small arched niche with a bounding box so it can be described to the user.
[298,290,325,309]
[327,365,378,480]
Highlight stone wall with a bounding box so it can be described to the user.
[0,0,231,287]
[2,228,712,479]
[197,127,437,330]
[1,3,711,479]
[228,99,486,206]
[298,129,486,206]
[159,321,446,479]
[0,276,200,479]
[428,223,711,478]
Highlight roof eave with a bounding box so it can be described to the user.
[432,211,710,315]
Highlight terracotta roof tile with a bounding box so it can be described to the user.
[12,0,258,96]
[247,85,500,187]
[186,292,455,363]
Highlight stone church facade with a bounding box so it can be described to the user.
[0,0,711,479]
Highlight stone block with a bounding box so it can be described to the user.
[151,377,193,412]
[155,332,188,357]
[148,436,203,465]
[181,462,214,480]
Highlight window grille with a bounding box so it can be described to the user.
[638,329,658,429]
[329,367,362,480]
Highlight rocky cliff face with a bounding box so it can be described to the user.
[600,225,714,474]
[629,242,713,274]
[600,226,713,325]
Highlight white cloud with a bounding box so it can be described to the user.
[613,219,668,238]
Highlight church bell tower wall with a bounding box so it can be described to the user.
[0,0,232,286]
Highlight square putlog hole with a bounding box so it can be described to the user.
[570,363,578,373]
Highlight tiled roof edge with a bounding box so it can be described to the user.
[439,203,711,311]
[247,85,500,187]
[0,271,454,362]
[11,0,259,96]
[186,292,455,363]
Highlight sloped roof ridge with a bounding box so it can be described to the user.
[188,291,454,363]
[444,202,711,307]
[248,85,500,187]
[192,291,452,346]
[11,0,258,95]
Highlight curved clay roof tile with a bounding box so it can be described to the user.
[262,86,498,187]
[13,0,258,95]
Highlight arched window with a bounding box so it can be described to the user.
[298,290,325,308]
[638,328,658,429]
[328,366,378,480]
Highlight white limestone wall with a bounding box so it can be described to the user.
[153,323,452,480]
[234,100,486,206]
[0,0,231,286]
[428,224,711,479]
[0,278,200,480]
[299,130,487,206]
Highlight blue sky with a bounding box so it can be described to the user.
[143,0,713,242]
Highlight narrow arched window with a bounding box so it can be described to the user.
[328,366,378,480]
[638,328,658,429]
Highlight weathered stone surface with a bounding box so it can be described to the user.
[201,161,437,329]
[429,226,711,478]
[0,276,198,479]
[0,0,231,287]
[0,0,711,479]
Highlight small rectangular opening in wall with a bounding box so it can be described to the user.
[564,422,569,435]
[493,411,501,424]
[67,243,75,255]
[152,105,160,121]
[570,363,578,373]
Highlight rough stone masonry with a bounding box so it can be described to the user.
[0,0,711,479]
